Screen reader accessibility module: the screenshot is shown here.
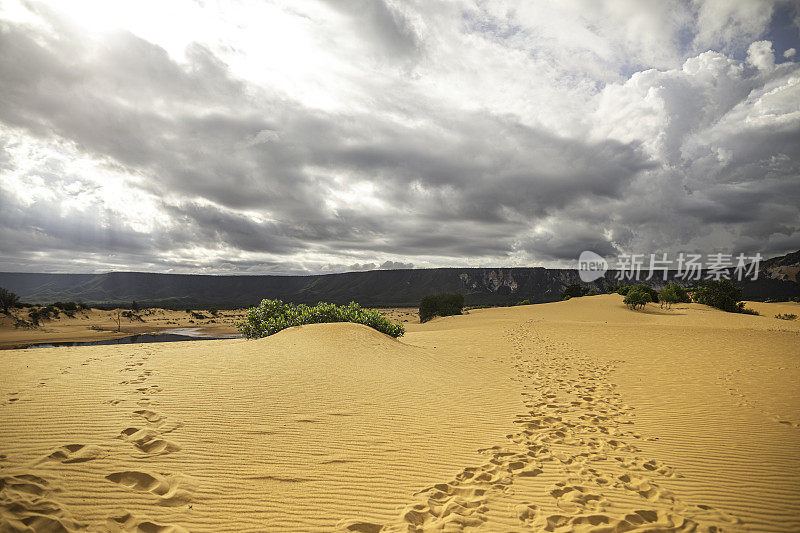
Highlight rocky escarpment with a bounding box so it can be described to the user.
[760,250,800,283]
[1,250,798,308]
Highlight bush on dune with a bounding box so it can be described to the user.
[52,301,78,311]
[561,284,588,300]
[623,289,651,310]
[236,299,405,339]
[693,279,759,315]
[419,293,464,323]
[658,283,691,309]
[616,284,660,302]
[0,287,20,314]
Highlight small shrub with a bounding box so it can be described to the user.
[672,284,691,303]
[419,293,464,323]
[658,283,690,309]
[27,306,58,325]
[561,284,588,299]
[632,284,659,303]
[792,297,800,303]
[693,279,757,315]
[775,313,798,320]
[53,301,78,311]
[0,288,20,314]
[237,299,405,338]
[737,305,760,316]
[515,299,531,306]
[616,285,632,296]
[27,309,41,325]
[587,290,599,296]
[624,289,651,310]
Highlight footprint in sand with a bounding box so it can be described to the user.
[105,471,192,506]
[516,503,540,526]
[133,409,165,425]
[106,511,189,533]
[617,473,675,503]
[549,483,607,513]
[0,473,52,497]
[119,427,181,456]
[539,509,696,532]
[0,473,87,530]
[336,519,383,532]
[136,385,162,394]
[44,444,106,464]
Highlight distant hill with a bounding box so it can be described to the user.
[1,250,798,308]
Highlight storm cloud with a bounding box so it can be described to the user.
[0,1,799,273]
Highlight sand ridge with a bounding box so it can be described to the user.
[0,296,798,531]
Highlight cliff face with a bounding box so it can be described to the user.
[760,250,800,283]
[1,250,798,308]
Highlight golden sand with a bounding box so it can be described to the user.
[1,295,798,531]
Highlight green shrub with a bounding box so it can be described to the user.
[792,297,800,303]
[775,313,798,320]
[658,283,690,309]
[561,284,588,299]
[693,279,758,315]
[515,299,531,306]
[671,284,691,303]
[419,293,464,323]
[624,289,651,310]
[617,284,659,301]
[236,299,405,339]
[634,284,659,303]
[27,306,59,325]
[52,301,78,311]
[0,288,20,314]
[587,290,599,296]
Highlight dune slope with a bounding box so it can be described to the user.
[0,296,798,531]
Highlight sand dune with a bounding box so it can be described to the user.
[0,295,798,531]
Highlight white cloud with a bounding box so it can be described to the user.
[693,0,774,53]
[785,47,797,58]
[747,40,776,71]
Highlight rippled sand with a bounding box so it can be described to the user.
[1,295,798,531]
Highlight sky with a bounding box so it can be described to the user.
[0,0,799,275]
